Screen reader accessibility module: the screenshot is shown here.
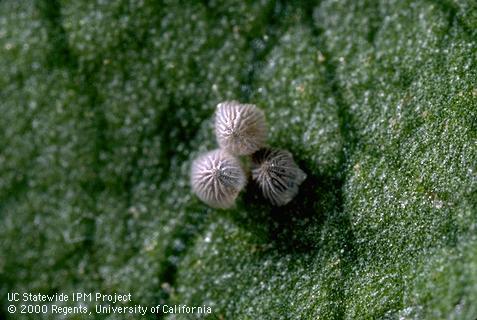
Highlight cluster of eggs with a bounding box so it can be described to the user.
[190,101,307,209]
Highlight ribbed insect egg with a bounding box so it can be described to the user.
[215,101,267,156]
[251,148,307,206]
[190,149,246,209]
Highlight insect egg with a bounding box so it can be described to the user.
[190,149,246,209]
[251,148,307,206]
[215,101,267,156]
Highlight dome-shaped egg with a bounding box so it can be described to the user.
[190,149,246,208]
[215,101,267,156]
[251,148,307,206]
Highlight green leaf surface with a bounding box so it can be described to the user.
[0,0,476,319]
